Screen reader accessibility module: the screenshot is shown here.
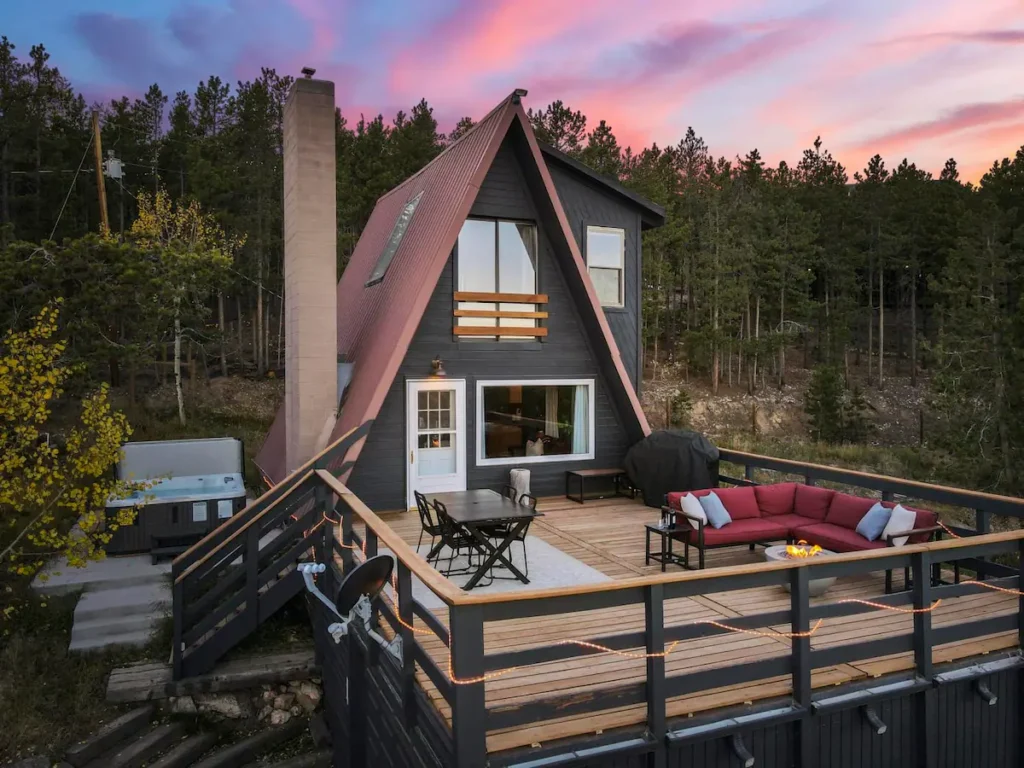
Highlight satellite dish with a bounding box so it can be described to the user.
[335,554,394,615]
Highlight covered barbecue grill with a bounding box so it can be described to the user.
[624,430,719,507]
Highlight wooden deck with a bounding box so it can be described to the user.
[376,496,1018,754]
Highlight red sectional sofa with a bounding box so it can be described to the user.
[664,483,941,586]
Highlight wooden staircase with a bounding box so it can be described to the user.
[171,422,371,680]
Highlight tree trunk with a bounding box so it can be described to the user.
[256,264,264,374]
[910,272,918,387]
[185,340,194,393]
[236,295,245,366]
[277,292,285,370]
[711,209,720,396]
[128,360,136,406]
[264,291,271,373]
[778,286,786,389]
[174,303,185,426]
[218,292,228,377]
[878,264,885,390]
[753,295,760,392]
[867,260,873,381]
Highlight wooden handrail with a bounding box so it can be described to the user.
[453,326,547,337]
[454,291,548,303]
[451,528,1024,606]
[454,309,549,319]
[315,470,465,605]
[174,470,315,584]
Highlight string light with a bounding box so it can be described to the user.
[938,521,962,539]
[961,579,1024,597]
[442,618,825,685]
[837,597,942,614]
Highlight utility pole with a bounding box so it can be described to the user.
[91,111,109,235]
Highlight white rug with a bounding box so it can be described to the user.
[382,535,610,612]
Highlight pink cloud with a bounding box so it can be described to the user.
[287,0,340,61]
[849,98,1024,154]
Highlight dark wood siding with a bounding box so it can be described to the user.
[547,163,642,391]
[347,137,630,511]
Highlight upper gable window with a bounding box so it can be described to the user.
[586,226,625,308]
[455,218,540,340]
[365,191,423,286]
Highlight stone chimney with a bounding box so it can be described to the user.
[283,78,338,473]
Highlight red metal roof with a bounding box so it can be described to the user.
[256,92,651,485]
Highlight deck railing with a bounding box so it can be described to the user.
[169,421,371,679]
[317,459,1024,768]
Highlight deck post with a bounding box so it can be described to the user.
[1018,540,1024,651]
[644,584,667,766]
[744,464,754,483]
[172,580,184,680]
[912,551,936,768]
[245,523,260,632]
[397,560,417,727]
[790,566,813,766]
[450,603,487,766]
[346,625,368,767]
[976,509,991,580]
[340,497,355,574]
[881,490,894,502]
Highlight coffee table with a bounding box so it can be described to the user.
[764,544,837,596]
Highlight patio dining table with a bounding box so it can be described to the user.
[428,489,543,590]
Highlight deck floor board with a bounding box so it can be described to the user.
[371,495,1017,754]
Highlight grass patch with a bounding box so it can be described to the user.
[0,588,167,763]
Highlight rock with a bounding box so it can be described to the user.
[167,695,197,714]
[258,705,274,721]
[269,709,292,726]
[298,681,321,699]
[273,693,295,710]
[262,690,276,703]
[295,693,318,713]
[311,676,321,685]
[289,705,302,717]
[279,684,289,694]
[195,693,244,719]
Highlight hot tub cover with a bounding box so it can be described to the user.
[624,430,719,508]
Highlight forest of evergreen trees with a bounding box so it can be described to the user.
[2,39,1023,492]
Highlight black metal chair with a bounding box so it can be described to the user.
[431,499,479,578]
[414,490,443,566]
[500,484,519,503]
[484,493,536,579]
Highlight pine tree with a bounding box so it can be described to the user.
[527,101,586,156]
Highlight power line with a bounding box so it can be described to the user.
[48,132,94,241]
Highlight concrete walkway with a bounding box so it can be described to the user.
[32,555,171,652]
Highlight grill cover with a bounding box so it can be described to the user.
[624,430,719,507]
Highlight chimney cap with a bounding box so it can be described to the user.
[302,67,317,78]
[511,88,528,104]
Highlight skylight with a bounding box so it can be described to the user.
[365,191,423,286]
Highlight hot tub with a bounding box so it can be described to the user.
[105,438,247,556]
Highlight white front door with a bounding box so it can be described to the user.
[406,379,467,508]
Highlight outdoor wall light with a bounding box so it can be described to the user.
[299,555,402,662]
[862,706,888,735]
[975,680,998,706]
[430,355,446,377]
[729,734,755,768]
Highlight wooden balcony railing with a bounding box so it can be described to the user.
[452,291,548,338]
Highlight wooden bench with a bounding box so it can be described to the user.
[565,468,636,504]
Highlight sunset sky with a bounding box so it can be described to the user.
[4,0,1023,181]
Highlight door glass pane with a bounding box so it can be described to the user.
[418,391,427,408]
[428,411,439,428]
[440,410,450,428]
[439,391,450,410]
[428,391,439,408]
[418,434,428,448]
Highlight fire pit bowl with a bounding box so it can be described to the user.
[764,543,837,597]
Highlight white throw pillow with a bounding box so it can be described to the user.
[679,493,708,530]
[881,503,917,547]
